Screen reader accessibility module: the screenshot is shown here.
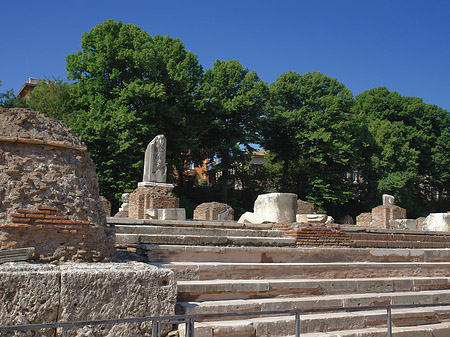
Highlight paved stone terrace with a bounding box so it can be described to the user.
[108,217,450,336]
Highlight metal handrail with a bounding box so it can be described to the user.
[2,302,450,336]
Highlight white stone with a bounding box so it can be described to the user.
[146,208,186,220]
[383,194,395,206]
[307,214,328,223]
[253,193,298,223]
[389,219,418,230]
[296,214,308,223]
[238,211,265,224]
[422,213,450,232]
[325,216,335,225]
[143,134,167,183]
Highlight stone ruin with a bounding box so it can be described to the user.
[0,108,115,262]
[193,202,234,221]
[128,134,186,220]
[356,194,407,229]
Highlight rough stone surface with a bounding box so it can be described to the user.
[383,194,395,206]
[371,205,406,228]
[0,262,177,337]
[389,219,418,230]
[0,108,115,262]
[100,196,111,217]
[296,199,315,214]
[239,193,297,224]
[0,108,105,226]
[147,208,186,220]
[143,134,167,183]
[356,212,372,227]
[422,213,450,232]
[129,185,179,219]
[0,263,59,336]
[193,202,234,221]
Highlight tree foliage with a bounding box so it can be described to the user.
[353,87,450,216]
[200,60,268,200]
[27,79,74,124]
[65,20,204,206]
[261,71,356,213]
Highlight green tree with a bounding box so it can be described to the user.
[27,78,74,124]
[66,20,204,207]
[353,87,450,215]
[0,81,27,108]
[200,60,268,201]
[261,71,356,213]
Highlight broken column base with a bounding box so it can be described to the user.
[146,208,186,220]
[129,182,179,219]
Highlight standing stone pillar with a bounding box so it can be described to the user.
[129,135,182,220]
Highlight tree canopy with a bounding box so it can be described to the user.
[3,19,450,219]
[261,71,356,213]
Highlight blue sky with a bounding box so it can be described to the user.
[1,0,450,110]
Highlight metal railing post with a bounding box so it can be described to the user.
[387,306,393,337]
[151,319,160,337]
[185,317,195,337]
[62,326,68,337]
[295,312,301,336]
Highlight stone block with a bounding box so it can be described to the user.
[193,202,234,221]
[129,184,179,219]
[356,212,372,227]
[0,262,177,337]
[100,196,111,217]
[389,219,418,230]
[59,262,176,336]
[422,213,450,232]
[239,193,297,224]
[146,208,186,220]
[0,263,60,335]
[383,194,395,206]
[296,199,315,214]
[371,205,406,228]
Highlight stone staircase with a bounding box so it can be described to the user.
[108,217,450,336]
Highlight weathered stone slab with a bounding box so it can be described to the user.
[143,134,167,183]
[390,219,418,230]
[193,202,234,221]
[383,194,395,206]
[356,212,372,227]
[423,213,450,232]
[59,262,176,336]
[0,263,60,336]
[0,262,176,337]
[238,193,297,224]
[146,208,186,220]
[296,199,315,214]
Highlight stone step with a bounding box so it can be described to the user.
[177,289,450,317]
[116,234,296,247]
[177,306,450,336]
[107,217,273,230]
[114,224,285,238]
[155,261,450,281]
[0,247,34,263]
[141,245,450,263]
[177,277,450,301]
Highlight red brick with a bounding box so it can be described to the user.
[43,215,69,220]
[35,219,56,224]
[9,213,25,218]
[17,209,50,215]
[37,205,59,211]
[11,218,31,223]
[25,213,46,219]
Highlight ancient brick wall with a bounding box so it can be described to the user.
[129,185,179,219]
[371,205,406,228]
[0,108,115,262]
